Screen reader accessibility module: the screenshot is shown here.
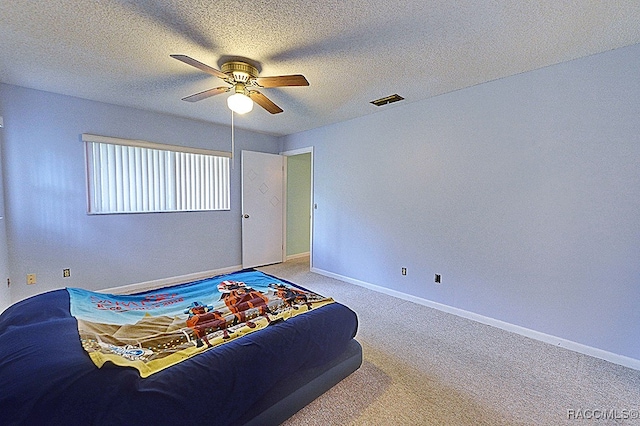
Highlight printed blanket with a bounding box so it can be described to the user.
[68,269,334,377]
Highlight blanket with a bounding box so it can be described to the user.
[68,269,334,377]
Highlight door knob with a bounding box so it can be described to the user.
[243,214,250,218]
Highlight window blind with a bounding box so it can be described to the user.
[83,134,230,214]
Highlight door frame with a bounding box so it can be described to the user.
[280,146,314,269]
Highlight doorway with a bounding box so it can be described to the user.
[282,147,313,268]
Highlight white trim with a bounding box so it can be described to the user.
[280,147,313,156]
[100,264,242,294]
[311,267,640,372]
[286,252,310,261]
[82,133,232,158]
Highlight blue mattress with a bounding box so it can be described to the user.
[0,273,358,425]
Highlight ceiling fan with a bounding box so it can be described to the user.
[171,54,309,115]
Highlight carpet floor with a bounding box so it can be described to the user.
[259,257,640,425]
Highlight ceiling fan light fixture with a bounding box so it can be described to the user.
[227,92,253,114]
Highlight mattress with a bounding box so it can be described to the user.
[0,270,359,425]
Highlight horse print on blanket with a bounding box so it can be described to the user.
[68,270,333,377]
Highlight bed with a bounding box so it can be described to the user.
[0,269,361,426]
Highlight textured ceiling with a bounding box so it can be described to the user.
[1,1,639,136]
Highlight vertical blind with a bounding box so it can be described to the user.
[83,134,230,214]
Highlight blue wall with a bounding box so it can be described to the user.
[0,84,280,303]
[2,43,639,362]
[282,44,640,361]
[0,117,9,310]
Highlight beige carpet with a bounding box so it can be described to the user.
[259,258,640,425]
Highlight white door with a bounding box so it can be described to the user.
[241,150,284,268]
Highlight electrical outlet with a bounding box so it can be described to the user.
[63,269,71,278]
[27,273,36,285]
[435,274,441,284]
[401,267,407,276]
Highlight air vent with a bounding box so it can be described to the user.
[370,94,405,107]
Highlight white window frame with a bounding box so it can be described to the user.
[83,134,231,214]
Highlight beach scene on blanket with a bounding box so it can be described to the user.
[68,269,334,377]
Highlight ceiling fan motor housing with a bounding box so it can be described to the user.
[221,61,258,83]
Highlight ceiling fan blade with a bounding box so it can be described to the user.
[255,75,309,88]
[248,91,283,114]
[182,86,229,102]
[171,54,228,80]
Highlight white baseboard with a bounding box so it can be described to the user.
[311,267,640,372]
[101,264,243,295]
[286,252,310,261]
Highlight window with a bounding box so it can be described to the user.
[83,134,230,214]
